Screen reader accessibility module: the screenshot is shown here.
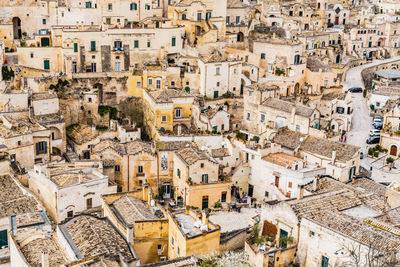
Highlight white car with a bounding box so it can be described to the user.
[369,129,381,136]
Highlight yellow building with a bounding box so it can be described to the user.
[143,88,194,140]
[173,146,231,209]
[102,191,169,264]
[127,61,167,97]
[167,208,220,259]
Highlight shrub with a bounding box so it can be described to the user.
[214,200,222,208]
[368,147,375,156]
[1,66,14,81]
[253,136,260,143]
[374,151,379,157]
[387,157,395,164]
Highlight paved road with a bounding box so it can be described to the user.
[343,57,400,182]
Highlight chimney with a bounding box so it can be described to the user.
[331,150,336,164]
[312,175,320,192]
[78,171,83,184]
[41,253,49,267]
[297,184,304,200]
[126,227,133,245]
[291,105,296,124]
[201,210,209,225]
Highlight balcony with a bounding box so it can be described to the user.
[113,47,124,52]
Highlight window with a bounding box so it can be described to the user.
[265,191,269,197]
[42,18,46,24]
[175,108,181,118]
[145,4,150,10]
[43,60,50,70]
[182,14,186,20]
[296,125,300,131]
[172,37,176,47]
[74,43,78,52]
[36,141,47,155]
[138,166,143,173]
[161,115,167,122]
[247,113,250,120]
[147,41,151,48]
[83,151,90,159]
[226,16,230,24]
[130,3,137,10]
[134,40,139,48]
[321,256,329,267]
[197,12,202,21]
[115,62,121,71]
[108,3,112,10]
[200,163,204,168]
[72,62,77,73]
[88,97,92,103]
[106,18,111,24]
[221,191,227,202]
[114,40,122,49]
[148,78,153,85]
[30,52,34,58]
[177,247,180,256]
[115,165,120,172]
[177,168,181,178]
[260,114,265,122]
[261,53,266,59]
[85,2,92,8]
[156,79,161,89]
[202,174,208,184]
[288,182,292,188]
[86,198,92,209]
[206,12,211,20]
[0,230,8,249]
[216,82,220,87]
[216,67,220,75]
[136,81,141,87]
[90,41,96,51]
[171,237,174,247]
[67,211,74,218]
[91,63,96,72]
[236,16,240,24]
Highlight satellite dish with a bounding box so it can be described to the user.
[299,137,304,142]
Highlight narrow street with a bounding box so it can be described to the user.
[343,56,400,182]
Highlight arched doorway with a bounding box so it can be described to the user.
[271,21,277,26]
[390,145,398,156]
[335,54,341,64]
[12,17,22,39]
[237,32,244,42]
[240,79,245,95]
[304,24,309,30]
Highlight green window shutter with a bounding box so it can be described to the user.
[44,60,50,70]
[172,37,176,47]
[147,41,151,48]
[134,40,139,48]
[0,230,8,248]
[130,3,133,10]
[73,43,78,52]
[134,3,137,10]
[90,41,96,51]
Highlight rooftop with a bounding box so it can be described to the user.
[209,208,259,233]
[0,115,46,138]
[211,147,230,158]
[262,98,315,118]
[32,92,58,100]
[111,196,163,226]
[177,147,211,165]
[376,69,400,79]
[174,213,203,238]
[272,127,307,150]
[0,175,40,218]
[149,89,192,103]
[48,167,104,187]
[247,83,279,92]
[67,124,98,145]
[300,136,359,162]
[156,141,195,151]
[94,139,154,156]
[60,215,136,262]
[262,152,305,168]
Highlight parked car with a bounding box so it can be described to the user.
[369,129,381,136]
[360,151,364,159]
[366,136,380,144]
[373,115,383,121]
[373,122,383,129]
[348,87,363,93]
[373,117,383,124]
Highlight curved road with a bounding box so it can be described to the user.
[343,56,400,182]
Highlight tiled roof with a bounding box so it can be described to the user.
[111,196,162,226]
[272,127,307,150]
[0,175,40,218]
[67,124,98,145]
[211,147,230,158]
[61,215,136,262]
[94,139,154,156]
[21,236,68,267]
[262,98,315,118]
[149,89,192,103]
[300,136,359,162]
[177,147,209,165]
